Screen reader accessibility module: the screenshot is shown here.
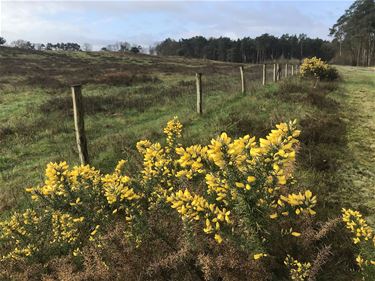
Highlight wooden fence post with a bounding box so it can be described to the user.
[71,85,89,165]
[240,66,246,94]
[291,65,295,76]
[262,64,267,86]
[273,64,277,82]
[285,63,288,78]
[277,63,281,81]
[196,73,202,114]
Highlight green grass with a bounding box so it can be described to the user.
[335,66,375,225]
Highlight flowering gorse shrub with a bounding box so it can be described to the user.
[342,208,375,278]
[300,57,339,81]
[284,254,312,281]
[0,209,47,260]
[300,57,328,79]
[161,119,318,246]
[0,117,371,280]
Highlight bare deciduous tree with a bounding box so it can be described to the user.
[83,43,93,52]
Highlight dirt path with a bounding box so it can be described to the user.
[338,66,375,224]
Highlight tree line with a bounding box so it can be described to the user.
[0,38,142,54]
[100,41,142,53]
[330,0,375,66]
[154,34,335,63]
[154,0,375,66]
[0,39,82,51]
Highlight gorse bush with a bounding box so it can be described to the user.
[322,66,339,81]
[342,208,375,279]
[300,57,328,79]
[300,57,339,81]
[0,118,373,280]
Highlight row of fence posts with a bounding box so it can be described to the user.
[196,63,299,114]
[71,63,299,165]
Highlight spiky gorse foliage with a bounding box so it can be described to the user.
[342,208,375,278]
[300,57,329,79]
[0,209,46,260]
[161,119,318,245]
[284,254,312,281]
[0,117,372,280]
[1,160,143,260]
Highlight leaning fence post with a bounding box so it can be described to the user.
[71,85,89,165]
[240,66,246,94]
[285,63,288,78]
[196,73,202,114]
[273,64,277,82]
[262,64,267,86]
[291,65,295,76]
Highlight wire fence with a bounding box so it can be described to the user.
[70,63,300,163]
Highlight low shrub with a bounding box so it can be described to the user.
[94,72,160,86]
[342,208,375,279]
[322,66,340,81]
[300,57,339,82]
[0,118,372,280]
[277,78,309,95]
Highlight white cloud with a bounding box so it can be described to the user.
[0,0,351,49]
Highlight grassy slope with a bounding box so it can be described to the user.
[0,48,309,214]
[337,66,375,225]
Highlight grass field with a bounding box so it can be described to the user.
[0,47,301,213]
[0,47,374,280]
[336,66,375,225]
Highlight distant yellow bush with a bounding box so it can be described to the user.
[300,57,339,81]
[300,57,328,78]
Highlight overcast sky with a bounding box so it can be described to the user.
[0,0,353,50]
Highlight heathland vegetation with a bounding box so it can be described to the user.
[1,44,374,280]
[0,0,374,280]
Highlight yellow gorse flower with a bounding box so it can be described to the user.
[51,212,83,244]
[342,208,374,245]
[342,208,375,270]
[0,209,42,260]
[207,132,231,169]
[284,254,311,281]
[280,190,317,216]
[102,160,141,206]
[163,116,183,149]
[175,144,207,179]
[254,253,268,260]
[166,188,231,242]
